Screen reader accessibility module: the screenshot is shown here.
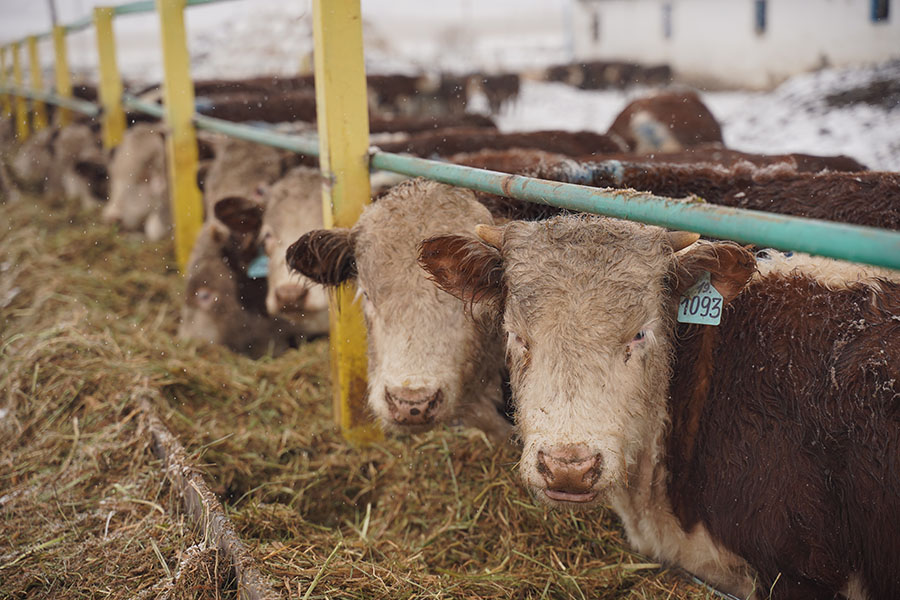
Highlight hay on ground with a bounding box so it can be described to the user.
[0,190,712,599]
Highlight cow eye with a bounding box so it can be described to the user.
[632,330,645,343]
[195,287,216,308]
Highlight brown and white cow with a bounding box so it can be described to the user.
[420,216,900,599]
[101,123,170,240]
[178,214,306,358]
[213,166,329,336]
[606,90,724,153]
[285,179,512,441]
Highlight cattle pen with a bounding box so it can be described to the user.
[1,1,898,599]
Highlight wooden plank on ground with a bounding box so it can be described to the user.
[136,389,280,600]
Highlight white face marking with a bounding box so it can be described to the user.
[497,218,676,506]
[258,168,329,329]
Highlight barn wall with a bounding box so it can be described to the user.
[572,0,900,89]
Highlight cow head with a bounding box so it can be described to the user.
[102,124,169,239]
[419,216,755,506]
[178,217,303,358]
[286,179,509,439]
[213,167,329,337]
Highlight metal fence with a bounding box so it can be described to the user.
[2,0,899,441]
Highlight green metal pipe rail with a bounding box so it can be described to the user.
[5,86,900,270]
[1,86,99,116]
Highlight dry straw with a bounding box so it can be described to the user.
[0,190,712,599]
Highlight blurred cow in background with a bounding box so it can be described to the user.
[606,90,724,153]
[214,166,329,336]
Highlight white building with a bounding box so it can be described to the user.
[571,0,900,89]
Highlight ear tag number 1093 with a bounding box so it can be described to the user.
[677,271,723,326]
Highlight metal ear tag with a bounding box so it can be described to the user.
[677,271,723,325]
[247,252,269,279]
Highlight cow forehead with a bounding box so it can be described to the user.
[502,217,672,326]
[262,169,322,234]
[354,180,491,296]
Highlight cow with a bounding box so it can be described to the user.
[49,123,107,210]
[101,123,170,240]
[419,215,900,599]
[285,178,512,441]
[555,160,900,230]
[374,128,626,159]
[213,166,329,335]
[607,90,724,153]
[178,214,306,359]
[100,124,217,240]
[7,127,57,194]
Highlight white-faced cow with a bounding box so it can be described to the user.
[213,166,330,336]
[101,123,170,240]
[178,215,306,358]
[285,178,512,441]
[420,216,899,599]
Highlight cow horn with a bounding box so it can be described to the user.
[666,231,701,252]
[475,224,504,249]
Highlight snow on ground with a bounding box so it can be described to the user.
[498,61,900,172]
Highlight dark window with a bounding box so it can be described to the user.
[871,0,890,22]
[755,0,767,34]
[591,10,601,42]
[662,2,673,39]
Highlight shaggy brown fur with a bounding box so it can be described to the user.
[607,90,724,152]
[591,162,900,229]
[375,128,626,159]
[667,274,900,598]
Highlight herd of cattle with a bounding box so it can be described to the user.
[1,76,899,600]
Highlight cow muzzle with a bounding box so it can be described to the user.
[536,445,603,503]
[383,386,444,427]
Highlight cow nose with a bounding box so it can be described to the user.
[384,386,443,426]
[274,283,309,311]
[537,445,603,503]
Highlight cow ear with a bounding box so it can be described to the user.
[214,196,264,234]
[671,242,756,303]
[74,160,109,198]
[418,234,503,307]
[286,228,357,286]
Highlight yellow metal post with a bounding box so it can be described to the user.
[94,7,126,148]
[156,0,204,272]
[52,26,73,127]
[11,42,29,141]
[1,47,11,119]
[312,0,380,444]
[27,36,48,131]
